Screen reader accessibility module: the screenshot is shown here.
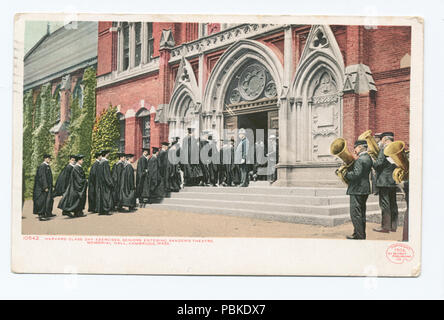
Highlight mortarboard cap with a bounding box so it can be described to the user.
[125,153,134,158]
[74,154,85,161]
[161,142,170,146]
[152,146,159,153]
[101,149,111,156]
[94,151,102,158]
[43,154,52,159]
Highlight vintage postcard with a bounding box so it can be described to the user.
[11,13,423,276]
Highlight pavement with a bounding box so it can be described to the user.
[21,197,404,241]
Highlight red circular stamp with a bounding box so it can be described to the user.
[386,243,414,264]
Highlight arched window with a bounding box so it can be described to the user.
[137,108,150,150]
[72,79,83,108]
[117,112,125,152]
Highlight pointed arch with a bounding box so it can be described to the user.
[202,39,284,115]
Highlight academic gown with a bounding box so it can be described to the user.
[181,135,202,185]
[32,163,54,217]
[136,155,149,201]
[168,147,181,192]
[119,162,136,208]
[207,141,219,185]
[58,164,87,215]
[112,161,125,207]
[97,159,114,214]
[158,149,170,196]
[88,159,100,212]
[144,155,164,203]
[54,163,74,197]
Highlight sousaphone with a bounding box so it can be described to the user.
[330,138,355,184]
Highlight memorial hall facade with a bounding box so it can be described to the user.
[96,22,411,186]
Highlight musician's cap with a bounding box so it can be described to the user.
[74,154,85,161]
[354,140,368,147]
[381,132,394,138]
[374,132,383,139]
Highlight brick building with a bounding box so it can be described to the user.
[24,21,98,153]
[96,22,411,187]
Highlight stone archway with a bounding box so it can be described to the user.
[202,39,284,140]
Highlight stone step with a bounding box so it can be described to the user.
[170,191,383,205]
[158,197,406,217]
[180,186,348,197]
[150,202,407,227]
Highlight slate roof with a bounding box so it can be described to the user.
[24,21,98,91]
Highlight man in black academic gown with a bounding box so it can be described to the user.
[159,142,171,197]
[33,154,54,221]
[136,147,150,208]
[199,131,210,186]
[373,131,399,233]
[97,150,114,215]
[88,151,102,213]
[181,128,202,186]
[206,134,220,186]
[235,129,250,187]
[58,154,87,218]
[146,146,164,203]
[344,140,372,240]
[118,154,137,212]
[112,152,126,211]
[54,154,76,197]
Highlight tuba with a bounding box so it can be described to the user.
[330,138,355,184]
[358,129,380,160]
[384,140,409,183]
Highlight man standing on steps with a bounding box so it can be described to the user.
[136,147,150,208]
[33,154,54,221]
[168,138,181,192]
[97,150,114,215]
[199,131,210,186]
[88,151,102,213]
[207,134,220,187]
[53,154,76,197]
[181,128,202,186]
[373,132,399,233]
[112,152,126,211]
[235,128,250,187]
[58,154,87,218]
[344,140,372,240]
[159,142,171,198]
[147,146,163,203]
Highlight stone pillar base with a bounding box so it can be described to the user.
[274,162,345,187]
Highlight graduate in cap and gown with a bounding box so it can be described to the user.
[206,134,220,186]
[112,152,126,210]
[33,154,55,221]
[136,147,150,207]
[181,128,202,186]
[118,154,137,212]
[58,154,87,218]
[159,142,171,197]
[88,151,102,213]
[97,150,114,215]
[53,154,76,197]
[146,146,164,203]
[168,138,181,192]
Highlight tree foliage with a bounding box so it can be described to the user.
[91,104,120,169]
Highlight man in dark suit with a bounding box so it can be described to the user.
[235,128,250,187]
[345,140,372,240]
[373,132,399,233]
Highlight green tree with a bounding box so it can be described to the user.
[91,104,120,170]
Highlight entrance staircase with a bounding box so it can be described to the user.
[150,182,407,226]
